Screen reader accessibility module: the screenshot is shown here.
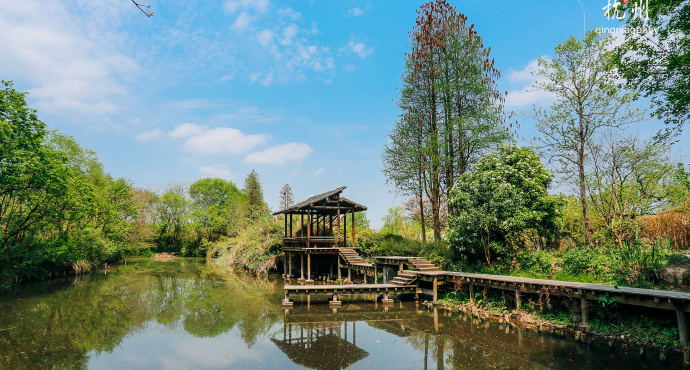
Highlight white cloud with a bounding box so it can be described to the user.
[507,57,547,83]
[0,1,138,119]
[347,40,374,58]
[224,0,270,13]
[348,7,365,17]
[504,57,557,109]
[170,123,207,138]
[232,6,335,85]
[199,164,234,179]
[234,11,252,30]
[280,25,299,45]
[184,127,268,154]
[244,142,313,164]
[256,29,274,47]
[135,129,163,141]
[277,8,302,21]
[505,88,557,109]
[313,167,325,175]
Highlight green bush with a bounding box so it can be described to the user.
[517,250,555,276]
[562,246,597,275]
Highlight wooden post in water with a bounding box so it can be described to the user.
[307,252,312,283]
[300,253,304,281]
[515,288,521,310]
[283,251,287,278]
[288,252,292,278]
[433,276,438,303]
[676,301,689,347]
[579,290,589,328]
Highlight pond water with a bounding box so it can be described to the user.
[0,258,683,369]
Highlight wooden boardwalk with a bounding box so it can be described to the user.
[282,283,418,307]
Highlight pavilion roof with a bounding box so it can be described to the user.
[273,186,367,216]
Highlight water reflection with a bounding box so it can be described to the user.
[0,259,684,369]
[0,259,283,369]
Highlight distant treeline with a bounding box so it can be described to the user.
[0,81,277,288]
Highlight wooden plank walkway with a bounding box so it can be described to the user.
[282,284,417,307]
[443,271,690,301]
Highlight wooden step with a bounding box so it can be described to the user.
[416,267,440,271]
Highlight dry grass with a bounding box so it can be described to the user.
[641,211,690,250]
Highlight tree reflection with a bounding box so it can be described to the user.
[0,259,283,368]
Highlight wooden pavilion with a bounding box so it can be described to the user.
[273,186,367,283]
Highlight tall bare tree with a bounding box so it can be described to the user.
[279,184,294,211]
[530,30,646,246]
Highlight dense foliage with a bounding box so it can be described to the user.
[614,0,690,140]
[0,81,141,286]
[448,145,563,265]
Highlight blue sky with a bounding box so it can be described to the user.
[1,0,687,228]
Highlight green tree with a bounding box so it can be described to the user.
[156,186,189,250]
[530,30,645,245]
[243,170,265,217]
[614,0,690,140]
[189,177,244,241]
[382,0,509,242]
[448,146,563,265]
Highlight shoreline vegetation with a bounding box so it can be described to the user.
[3,0,690,355]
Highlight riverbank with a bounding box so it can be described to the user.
[428,291,688,356]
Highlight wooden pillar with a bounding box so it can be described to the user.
[676,302,689,347]
[580,290,589,328]
[329,215,333,239]
[290,214,293,237]
[515,289,521,310]
[364,271,367,284]
[283,251,287,277]
[351,210,355,248]
[338,258,342,280]
[284,215,287,237]
[300,253,304,280]
[288,252,292,277]
[337,202,341,246]
[343,214,347,246]
[469,281,475,304]
[433,276,438,303]
[307,210,311,248]
[307,252,312,282]
[348,266,351,281]
[374,264,378,284]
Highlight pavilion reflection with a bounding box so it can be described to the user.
[271,320,368,370]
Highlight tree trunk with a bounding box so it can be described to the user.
[578,125,592,246]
